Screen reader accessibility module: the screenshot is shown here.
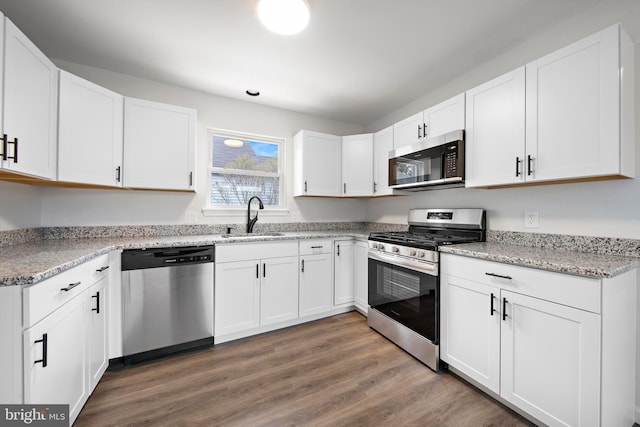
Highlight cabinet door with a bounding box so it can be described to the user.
[342,133,373,196]
[526,25,622,182]
[500,290,601,427]
[353,240,369,313]
[299,254,332,317]
[214,260,260,336]
[334,241,355,305]
[372,125,394,196]
[123,97,196,191]
[58,70,124,187]
[2,19,58,180]
[393,111,423,150]
[23,293,88,424]
[423,93,465,140]
[465,67,526,187]
[440,274,500,393]
[294,130,341,196]
[260,256,299,326]
[88,278,108,392]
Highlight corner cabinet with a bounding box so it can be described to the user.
[0,17,58,180]
[342,133,374,196]
[372,125,394,196]
[58,70,124,187]
[440,253,636,427]
[123,97,196,191]
[334,240,355,306]
[466,24,634,188]
[293,130,342,196]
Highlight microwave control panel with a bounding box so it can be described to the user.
[444,145,458,178]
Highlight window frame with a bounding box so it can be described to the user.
[203,128,289,217]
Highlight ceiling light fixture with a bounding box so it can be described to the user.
[223,139,244,148]
[257,0,310,36]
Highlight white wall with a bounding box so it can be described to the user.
[365,0,640,240]
[0,182,42,231]
[40,61,367,227]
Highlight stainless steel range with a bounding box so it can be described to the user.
[367,208,485,371]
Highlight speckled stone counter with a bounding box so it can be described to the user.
[439,242,640,278]
[0,230,373,287]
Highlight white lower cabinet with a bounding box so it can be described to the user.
[215,242,299,338]
[23,290,89,423]
[22,254,110,425]
[353,239,369,314]
[441,253,636,427]
[334,240,355,306]
[299,240,333,317]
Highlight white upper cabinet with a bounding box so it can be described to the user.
[1,18,58,180]
[373,125,395,196]
[393,93,465,150]
[467,24,634,188]
[58,70,124,187]
[525,24,634,182]
[342,133,374,196]
[123,97,196,191]
[293,130,342,197]
[465,67,526,187]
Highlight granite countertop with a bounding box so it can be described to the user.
[0,230,370,287]
[439,242,640,279]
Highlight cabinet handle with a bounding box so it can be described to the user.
[527,155,533,176]
[92,292,100,314]
[515,157,521,177]
[502,298,508,321]
[490,293,496,316]
[263,263,266,278]
[311,245,323,249]
[256,264,259,279]
[337,245,340,256]
[1,134,6,161]
[423,123,428,139]
[417,124,422,139]
[116,166,121,183]
[301,259,305,273]
[189,171,193,187]
[373,182,377,193]
[485,272,512,280]
[34,333,48,368]
[343,183,346,194]
[60,281,81,292]
[96,266,109,272]
[6,137,18,163]
[304,181,308,193]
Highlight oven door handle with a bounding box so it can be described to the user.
[368,251,438,276]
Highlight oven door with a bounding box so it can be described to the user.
[368,250,439,344]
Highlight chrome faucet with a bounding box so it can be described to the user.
[246,196,264,233]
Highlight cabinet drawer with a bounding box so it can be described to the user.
[216,241,298,263]
[441,254,600,313]
[23,254,109,327]
[299,239,333,255]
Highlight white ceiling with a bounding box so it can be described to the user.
[0,0,630,125]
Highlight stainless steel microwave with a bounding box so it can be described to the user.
[388,130,464,191]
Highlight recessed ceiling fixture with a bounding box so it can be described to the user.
[223,139,244,148]
[246,89,260,97]
[257,0,310,35]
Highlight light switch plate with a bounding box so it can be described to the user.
[184,211,198,223]
[524,211,539,228]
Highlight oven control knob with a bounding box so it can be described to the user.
[392,247,400,253]
[378,244,385,251]
[410,250,417,257]
[418,251,425,258]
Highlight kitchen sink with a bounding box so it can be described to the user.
[220,232,285,238]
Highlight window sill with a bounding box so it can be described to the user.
[202,207,290,217]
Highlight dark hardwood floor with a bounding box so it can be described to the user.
[75,312,535,426]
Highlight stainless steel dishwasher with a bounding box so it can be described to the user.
[121,245,214,364]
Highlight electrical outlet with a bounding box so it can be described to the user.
[184,211,198,223]
[524,211,539,228]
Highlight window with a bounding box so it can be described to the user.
[207,129,285,211]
